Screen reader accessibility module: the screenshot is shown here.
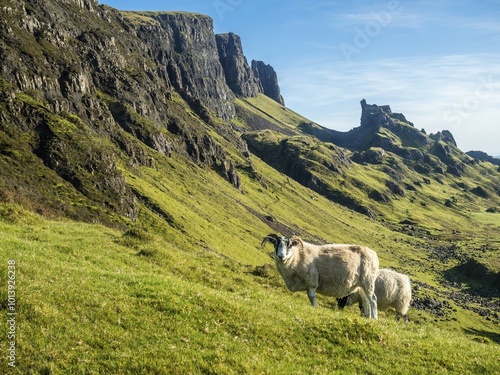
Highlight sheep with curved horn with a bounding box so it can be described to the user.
[262,234,379,319]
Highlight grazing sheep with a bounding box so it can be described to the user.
[337,268,411,322]
[261,234,379,319]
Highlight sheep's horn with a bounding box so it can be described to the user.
[261,234,280,247]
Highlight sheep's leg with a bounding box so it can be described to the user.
[369,294,378,319]
[307,287,318,307]
[357,289,372,318]
[362,300,371,318]
[396,313,410,323]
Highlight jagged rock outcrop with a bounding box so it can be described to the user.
[430,130,457,147]
[361,99,399,129]
[142,12,236,121]
[213,36,287,104]
[216,32,260,98]
[252,60,285,105]
[298,100,431,152]
[359,99,430,150]
[360,99,413,128]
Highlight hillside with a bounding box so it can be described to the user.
[0,0,499,373]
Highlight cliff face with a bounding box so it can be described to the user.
[3,0,291,219]
[252,60,285,105]
[1,0,284,123]
[145,13,236,120]
[131,14,285,119]
[215,33,285,105]
[216,32,260,98]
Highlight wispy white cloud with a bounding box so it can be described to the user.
[328,0,500,35]
[450,17,500,34]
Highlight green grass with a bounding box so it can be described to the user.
[235,95,310,133]
[1,124,498,374]
[1,212,499,374]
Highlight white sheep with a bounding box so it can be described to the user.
[338,268,411,322]
[261,234,379,319]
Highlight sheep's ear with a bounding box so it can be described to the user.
[290,236,302,247]
[261,234,279,247]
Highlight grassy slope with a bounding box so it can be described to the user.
[1,143,499,374]
[1,92,499,373]
[1,206,499,374]
[235,95,309,133]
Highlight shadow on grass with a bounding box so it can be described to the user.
[463,327,500,344]
[444,258,500,298]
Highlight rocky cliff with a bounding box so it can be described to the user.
[215,33,285,105]
[251,60,285,105]
[0,0,288,220]
[216,32,260,98]
[140,12,236,121]
[1,0,284,122]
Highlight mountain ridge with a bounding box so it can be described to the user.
[467,150,500,167]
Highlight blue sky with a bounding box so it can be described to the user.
[100,0,500,156]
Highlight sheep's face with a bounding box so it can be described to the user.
[276,237,294,262]
[261,235,296,263]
